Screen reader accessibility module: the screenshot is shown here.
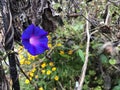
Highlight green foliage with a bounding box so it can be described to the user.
[109,59,116,65]
[77,49,85,62]
[100,54,108,64]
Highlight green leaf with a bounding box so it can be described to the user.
[113,85,120,90]
[92,43,102,49]
[89,70,96,76]
[100,54,108,64]
[94,86,102,90]
[83,84,89,90]
[77,49,85,62]
[109,59,116,65]
[72,23,84,31]
[60,54,70,59]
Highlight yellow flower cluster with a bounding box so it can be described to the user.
[24,62,59,85]
[25,67,37,83]
[47,35,52,49]
[19,52,37,65]
[40,62,57,78]
[27,53,37,60]
[48,34,63,49]
[18,46,37,65]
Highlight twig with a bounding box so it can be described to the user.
[105,2,110,25]
[78,12,90,90]
[108,0,120,7]
[90,30,99,36]
[67,13,80,17]
[112,65,120,72]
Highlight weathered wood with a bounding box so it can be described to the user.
[0,0,20,90]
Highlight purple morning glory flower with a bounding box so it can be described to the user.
[21,24,49,56]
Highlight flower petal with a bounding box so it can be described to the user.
[30,45,47,55]
[27,45,36,55]
[22,24,35,39]
[34,26,47,37]
[39,43,49,50]
[39,36,48,44]
[22,39,31,50]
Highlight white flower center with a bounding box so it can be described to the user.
[30,36,39,46]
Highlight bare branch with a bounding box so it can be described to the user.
[78,12,90,90]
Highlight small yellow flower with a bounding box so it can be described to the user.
[18,46,23,53]
[19,55,24,60]
[20,59,25,65]
[31,56,37,60]
[49,62,54,67]
[41,70,45,74]
[29,77,32,81]
[47,35,51,40]
[27,53,32,57]
[48,43,52,48]
[25,61,31,65]
[31,68,36,73]
[35,75,38,79]
[39,87,44,90]
[68,50,73,55]
[60,51,64,55]
[54,76,59,81]
[19,46,23,49]
[25,79,30,84]
[41,62,47,68]
[29,72,34,77]
[46,70,51,75]
[52,67,56,71]
[28,57,31,60]
[57,43,62,47]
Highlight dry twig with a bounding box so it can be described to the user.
[78,12,90,90]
